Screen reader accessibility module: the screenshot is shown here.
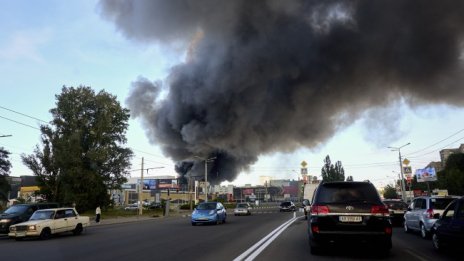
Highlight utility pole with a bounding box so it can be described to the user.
[388,143,410,202]
[195,156,216,203]
[138,157,164,215]
[138,157,144,215]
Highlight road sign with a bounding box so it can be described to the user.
[403,158,410,166]
[403,166,412,174]
[301,161,308,167]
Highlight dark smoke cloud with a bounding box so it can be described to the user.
[99,0,464,183]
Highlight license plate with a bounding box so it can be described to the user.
[339,216,362,222]
[15,232,26,237]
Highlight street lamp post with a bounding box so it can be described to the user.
[388,143,410,202]
[195,156,216,203]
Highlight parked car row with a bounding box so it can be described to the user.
[404,195,460,239]
[0,203,59,235]
[0,205,90,241]
[401,195,464,254]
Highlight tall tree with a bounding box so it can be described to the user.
[383,185,398,199]
[321,155,345,182]
[22,86,133,211]
[0,147,12,201]
[440,153,464,195]
[346,176,353,181]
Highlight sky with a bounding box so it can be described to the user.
[1,1,464,189]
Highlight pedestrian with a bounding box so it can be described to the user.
[95,205,101,224]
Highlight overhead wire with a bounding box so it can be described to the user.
[2,105,463,176]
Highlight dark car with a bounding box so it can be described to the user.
[383,199,408,225]
[279,201,296,212]
[0,203,59,235]
[431,197,464,252]
[308,181,392,255]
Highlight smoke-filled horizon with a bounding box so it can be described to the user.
[99,0,464,183]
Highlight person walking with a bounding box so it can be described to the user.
[95,205,101,224]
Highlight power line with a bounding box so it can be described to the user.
[0,115,41,130]
[0,105,48,124]
[406,135,464,159]
[406,127,464,156]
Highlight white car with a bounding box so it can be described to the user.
[8,208,90,240]
[234,203,252,216]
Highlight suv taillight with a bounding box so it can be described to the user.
[311,205,329,215]
[371,205,389,216]
[426,209,434,219]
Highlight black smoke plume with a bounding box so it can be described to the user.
[99,0,464,183]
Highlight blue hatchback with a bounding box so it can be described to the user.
[191,202,227,226]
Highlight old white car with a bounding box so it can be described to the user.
[8,207,90,240]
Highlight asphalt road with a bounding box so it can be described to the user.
[0,206,460,261]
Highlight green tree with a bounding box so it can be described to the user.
[0,147,12,201]
[440,153,464,195]
[383,185,398,199]
[321,155,345,182]
[22,86,133,211]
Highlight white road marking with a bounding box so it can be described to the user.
[233,215,300,261]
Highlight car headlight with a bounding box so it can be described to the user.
[9,226,16,232]
[192,210,198,215]
[28,225,37,231]
[208,210,215,215]
[0,219,11,223]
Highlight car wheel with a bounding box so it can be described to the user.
[191,222,196,226]
[15,237,23,241]
[432,232,443,251]
[40,228,51,240]
[73,224,83,235]
[404,222,410,233]
[420,223,430,239]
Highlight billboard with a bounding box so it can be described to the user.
[415,167,437,182]
[158,179,178,189]
[137,179,158,189]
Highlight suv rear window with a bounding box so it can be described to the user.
[430,198,456,210]
[316,182,381,204]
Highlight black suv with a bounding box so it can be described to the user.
[0,203,59,235]
[308,181,392,255]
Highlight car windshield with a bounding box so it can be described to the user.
[281,202,292,206]
[197,203,217,210]
[237,203,248,208]
[30,210,55,220]
[3,205,28,214]
[430,198,456,210]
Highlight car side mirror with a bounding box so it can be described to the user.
[407,207,412,211]
[433,213,440,219]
